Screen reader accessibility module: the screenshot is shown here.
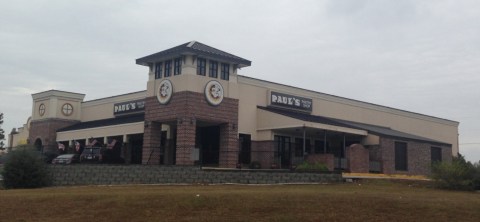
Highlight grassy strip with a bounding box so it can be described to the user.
[0,181,479,222]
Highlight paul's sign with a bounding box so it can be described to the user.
[114,99,145,115]
[270,91,312,112]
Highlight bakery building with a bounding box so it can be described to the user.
[14,41,459,175]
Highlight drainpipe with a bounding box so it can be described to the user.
[303,124,306,158]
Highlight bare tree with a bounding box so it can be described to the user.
[0,113,5,149]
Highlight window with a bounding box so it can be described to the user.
[209,61,218,78]
[295,138,311,157]
[239,134,251,164]
[221,63,230,80]
[395,142,408,171]
[164,60,171,77]
[197,58,206,76]
[431,147,442,164]
[154,62,162,79]
[174,58,182,75]
[314,140,329,154]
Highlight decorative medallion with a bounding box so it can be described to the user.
[39,103,46,116]
[205,80,224,106]
[61,103,74,116]
[157,79,173,104]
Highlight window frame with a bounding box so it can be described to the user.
[431,147,442,164]
[164,60,172,77]
[209,60,218,78]
[154,62,163,79]
[221,63,230,80]
[197,58,206,76]
[394,141,408,171]
[174,57,182,75]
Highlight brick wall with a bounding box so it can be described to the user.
[251,141,275,169]
[144,91,239,167]
[305,154,334,171]
[380,137,452,175]
[345,144,369,173]
[29,119,79,151]
[142,121,162,164]
[48,165,342,186]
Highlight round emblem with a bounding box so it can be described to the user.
[61,103,74,116]
[205,80,224,106]
[157,79,173,104]
[39,103,46,116]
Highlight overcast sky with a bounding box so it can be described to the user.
[1,0,479,162]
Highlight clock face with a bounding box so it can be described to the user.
[157,79,173,104]
[205,80,224,106]
[39,103,46,116]
[61,103,74,116]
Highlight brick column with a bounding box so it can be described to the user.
[142,121,162,165]
[176,118,196,165]
[346,144,369,173]
[219,123,239,168]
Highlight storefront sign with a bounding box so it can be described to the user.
[270,91,312,112]
[114,99,145,115]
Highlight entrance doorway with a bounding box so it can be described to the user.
[239,134,251,164]
[34,138,42,152]
[129,134,143,164]
[274,135,291,169]
[196,125,220,166]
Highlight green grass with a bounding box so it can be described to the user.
[0,180,479,222]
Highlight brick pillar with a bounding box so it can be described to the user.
[346,144,369,173]
[176,118,196,165]
[219,123,239,168]
[142,121,162,165]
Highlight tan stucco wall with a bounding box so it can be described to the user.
[80,91,146,122]
[237,76,459,155]
[31,90,85,121]
[146,55,239,99]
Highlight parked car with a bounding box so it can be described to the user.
[80,147,103,163]
[52,154,79,165]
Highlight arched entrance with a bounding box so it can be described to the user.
[34,138,43,152]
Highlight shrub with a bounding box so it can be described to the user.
[431,154,475,191]
[1,146,51,189]
[296,161,329,171]
[473,161,480,190]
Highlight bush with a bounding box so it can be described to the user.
[296,161,329,171]
[473,161,480,190]
[1,146,51,189]
[431,154,475,191]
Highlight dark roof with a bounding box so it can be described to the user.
[57,114,144,132]
[136,41,251,68]
[257,106,352,128]
[258,106,451,146]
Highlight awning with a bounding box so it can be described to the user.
[56,114,145,141]
[257,107,368,136]
[257,106,450,146]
